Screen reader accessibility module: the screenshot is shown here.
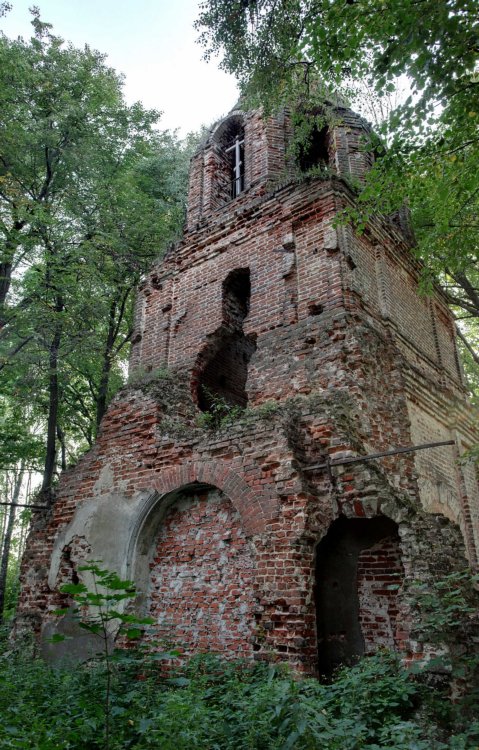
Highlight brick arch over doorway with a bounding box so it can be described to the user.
[143,461,278,536]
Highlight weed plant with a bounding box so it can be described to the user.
[1,642,478,749]
[1,568,478,749]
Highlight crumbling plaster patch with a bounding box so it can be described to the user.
[48,490,152,591]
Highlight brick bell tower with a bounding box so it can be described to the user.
[17,104,479,674]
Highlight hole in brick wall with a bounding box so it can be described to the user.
[298,124,330,172]
[346,255,357,271]
[198,333,257,411]
[308,302,324,316]
[315,515,403,677]
[197,268,255,413]
[222,268,250,326]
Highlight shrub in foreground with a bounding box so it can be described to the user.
[1,640,478,750]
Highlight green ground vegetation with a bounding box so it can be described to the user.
[1,566,477,750]
[0,642,478,750]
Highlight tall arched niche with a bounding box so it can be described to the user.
[128,482,258,658]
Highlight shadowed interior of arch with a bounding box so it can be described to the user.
[315,515,404,676]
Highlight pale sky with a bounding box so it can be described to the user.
[0,0,239,136]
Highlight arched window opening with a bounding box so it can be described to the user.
[196,268,255,413]
[315,515,403,676]
[226,133,245,198]
[214,116,245,203]
[298,124,330,172]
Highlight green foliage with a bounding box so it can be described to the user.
[57,563,154,642]
[55,563,156,750]
[198,0,477,103]
[196,388,281,431]
[20,568,464,748]
[0,398,43,471]
[0,11,197,488]
[0,652,416,750]
[127,366,172,387]
[196,388,245,430]
[1,553,22,620]
[411,570,479,640]
[456,323,479,407]
[410,570,479,723]
[1,641,478,749]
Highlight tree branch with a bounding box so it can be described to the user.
[456,325,479,367]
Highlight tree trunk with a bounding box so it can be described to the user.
[57,425,67,471]
[0,260,13,318]
[42,306,63,493]
[454,271,479,319]
[0,490,7,547]
[95,287,131,431]
[17,472,33,561]
[0,466,24,623]
[0,220,27,324]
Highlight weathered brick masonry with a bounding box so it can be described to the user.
[17,105,479,674]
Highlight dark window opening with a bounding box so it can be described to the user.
[215,117,245,204]
[198,333,256,412]
[222,268,250,327]
[298,124,330,172]
[197,269,255,413]
[315,516,403,677]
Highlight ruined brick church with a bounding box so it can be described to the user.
[17,103,479,674]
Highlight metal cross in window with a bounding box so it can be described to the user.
[225,135,244,197]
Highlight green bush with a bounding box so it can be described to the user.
[1,567,478,749]
[1,642,478,750]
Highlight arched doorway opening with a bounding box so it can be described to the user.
[315,515,403,676]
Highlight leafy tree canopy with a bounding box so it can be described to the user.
[0,12,196,489]
[197,0,478,120]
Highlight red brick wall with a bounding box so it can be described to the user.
[357,535,403,653]
[147,488,256,657]
[16,103,479,674]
